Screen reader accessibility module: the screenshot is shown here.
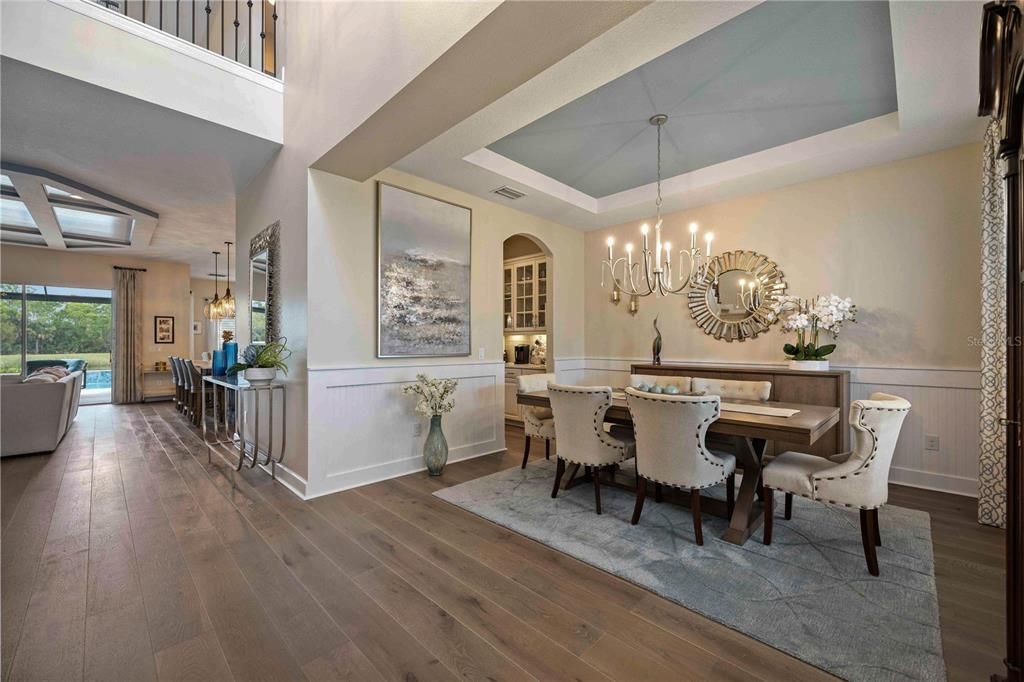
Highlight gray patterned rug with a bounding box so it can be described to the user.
[434,460,945,681]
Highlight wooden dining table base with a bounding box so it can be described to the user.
[722,437,768,545]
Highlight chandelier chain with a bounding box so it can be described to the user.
[655,121,663,211]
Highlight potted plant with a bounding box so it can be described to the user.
[228,339,291,384]
[770,295,856,371]
[402,373,458,476]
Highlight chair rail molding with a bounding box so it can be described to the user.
[305,361,505,498]
[555,356,981,498]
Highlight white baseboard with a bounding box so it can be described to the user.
[302,447,505,500]
[257,460,309,499]
[889,466,979,498]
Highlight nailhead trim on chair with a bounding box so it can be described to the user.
[626,391,731,490]
[767,404,911,511]
[549,385,633,466]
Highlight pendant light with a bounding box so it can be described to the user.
[203,251,224,320]
[219,241,236,319]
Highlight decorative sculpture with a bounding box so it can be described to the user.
[652,315,662,366]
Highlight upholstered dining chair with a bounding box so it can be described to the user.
[517,372,556,469]
[547,384,636,514]
[761,392,911,576]
[171,357,188,417]
[167,356,182,413]
[624,388,736,545]
[183,359,205,426]
[691,377,772,402]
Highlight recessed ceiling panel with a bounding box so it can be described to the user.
[487,1,898,198]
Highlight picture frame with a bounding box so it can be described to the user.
[377,182,472,358]
[154,316,175,344]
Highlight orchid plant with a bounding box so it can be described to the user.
[769,294,856,361]
[402,373,458,417]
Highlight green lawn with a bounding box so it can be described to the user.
[0,352,112,374]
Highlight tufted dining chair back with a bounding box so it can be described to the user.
[517,372,556,435]
[692,377,771,402]
[547,384,632,467]
[629,374,692,392]
[813,392,911,509]
[624,388,731,489]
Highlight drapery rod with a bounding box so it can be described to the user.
[113,266,147,272]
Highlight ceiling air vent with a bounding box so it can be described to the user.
[492,185,526,200]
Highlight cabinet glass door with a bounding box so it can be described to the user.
[536,260,547,329]
[503,266,513,329]
[515,263,534,329]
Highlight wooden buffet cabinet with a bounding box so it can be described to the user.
[630,363,851,458]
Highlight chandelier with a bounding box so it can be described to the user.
[601,114,718,301]
[203,250,224,320]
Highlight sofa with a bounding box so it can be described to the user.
[25,359,89,386]
[1,370,84,456]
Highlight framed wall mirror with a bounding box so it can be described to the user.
[249,221,280,343]
[687,250,787,342]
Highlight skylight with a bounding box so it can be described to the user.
[0,197,38,229]
[53,206,132,244]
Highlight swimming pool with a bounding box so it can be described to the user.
[88,370,112,388]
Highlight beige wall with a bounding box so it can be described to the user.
[584,143,983,370]
[306,167,584,368]
[0,245,192,368]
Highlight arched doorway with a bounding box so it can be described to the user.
[502,234,552,422]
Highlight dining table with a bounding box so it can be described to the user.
[516,389,841,545]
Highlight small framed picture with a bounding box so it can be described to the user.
[154,316,175,344]
[192,321,202,335]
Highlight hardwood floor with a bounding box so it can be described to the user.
[1,403,1005,681]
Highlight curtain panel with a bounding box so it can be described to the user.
[979,118,1008,528]
[112,268,144,404]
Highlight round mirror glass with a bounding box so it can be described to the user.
[688,250,787,342]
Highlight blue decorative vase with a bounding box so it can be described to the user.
[212,349,227,376]
[223,341,238,370]
[423,415,449,476]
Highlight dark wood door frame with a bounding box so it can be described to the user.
[980,3,1024,680]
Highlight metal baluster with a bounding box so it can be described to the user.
[259,0,265,75]
[159,0,163,29]
[142,0,146,25]
[205,0,211,50]
[123,0,128,17]
[247,0,253,67]
[192,0,196,45]
[271,0,277,77]
[220,0,225,60]
[234,0,239,62]
[175,0,180,38]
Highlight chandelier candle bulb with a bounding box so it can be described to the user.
[705,232,714,257]
[606,236,614,260]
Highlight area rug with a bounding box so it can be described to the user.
[434,460,946,682]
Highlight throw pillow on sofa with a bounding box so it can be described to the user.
[23,373,58,384]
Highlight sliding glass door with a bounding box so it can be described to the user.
[1,284,113,403]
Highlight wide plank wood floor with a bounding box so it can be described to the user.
[1,403,1005,681]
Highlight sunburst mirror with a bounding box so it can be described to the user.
[687,250,787,342]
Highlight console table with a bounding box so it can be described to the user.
[630,363,850,458]
[201,375,286,477]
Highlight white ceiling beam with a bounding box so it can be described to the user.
[6,171,66,249]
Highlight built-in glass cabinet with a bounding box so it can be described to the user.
[504,255,547,332]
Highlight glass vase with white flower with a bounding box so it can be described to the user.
[402,374,458,475]
[769,294,856,371]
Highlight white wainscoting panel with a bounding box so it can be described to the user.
[553,357,980,498]
[306,361,505,498]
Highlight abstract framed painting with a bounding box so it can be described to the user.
[377,182,472,358]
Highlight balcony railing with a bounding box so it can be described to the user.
[92,0,280,77]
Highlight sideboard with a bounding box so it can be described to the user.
[630,363,851,458]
